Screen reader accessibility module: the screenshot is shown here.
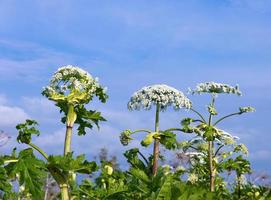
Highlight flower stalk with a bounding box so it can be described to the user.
[60,184,70,200]
[208,95,215,192]
[152,103,160,176]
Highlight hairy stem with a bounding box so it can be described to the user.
[152,103,160,176]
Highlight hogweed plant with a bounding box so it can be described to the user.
[10,66,108,200]
[179,82,255,192]
[120,84,191,175]
[42,65,108,155]
[1,74,270,199]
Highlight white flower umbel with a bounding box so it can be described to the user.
[190,82,242,96]
[128,84,191,111]
[42,65,107,105]
[126,84,191,176]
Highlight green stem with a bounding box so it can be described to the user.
[29,143,49,160]
[64,126,73,155]
[214,145,225,157]
[190,108,206,123]
[64,104,76,155]
[4,159,18,164]
[208,95,215,192]
[213,112,242,126]
[152,103,160,176]
[60,184,70,200]
[138,151,149,165]
[131,129,152,134]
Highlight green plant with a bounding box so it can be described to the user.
[179,82,255,192]
[121,84,191,175]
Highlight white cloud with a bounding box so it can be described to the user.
[21,96,61,124]
[0,105,29,127]
[0,96,29,127]
[33,128,65,155]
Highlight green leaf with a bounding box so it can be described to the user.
[47,153,98,185]
[181,118,195,133]
[0,165,13,199]
[155,175,172,200]
[16,120,40,144]
[76,106,106,135]
[130,168,150,184]
[159,131,178,150]
[4,148,46,199]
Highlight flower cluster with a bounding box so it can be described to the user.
[128,84,192,111]
[190,82,242,96]
[188,173,199,184]
[239,106,256,113]
[42,65,108,105]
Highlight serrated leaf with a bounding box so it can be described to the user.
[4,148,45,199]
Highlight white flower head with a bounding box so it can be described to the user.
[188,173,198,184]
[42,65,108,105]
[190,82,242,96]
[128,84,192,111]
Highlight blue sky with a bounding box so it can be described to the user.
[0,0,270,174]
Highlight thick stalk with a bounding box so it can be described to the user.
[152,103,160,176]
[64,126,73,155]
[62,104,76,199]
[208,95,215,192]
[64,104,76,155]
[60,184,70,200]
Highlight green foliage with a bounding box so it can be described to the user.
[16,119,40,144]
[181,118,195,133]
[60,105,106,135]
[220,155,251,176]
[47,153,98,185]
[1,70,268,200]
[159,131,178,150]
[0,164,13,199]
[4,148,46,199]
